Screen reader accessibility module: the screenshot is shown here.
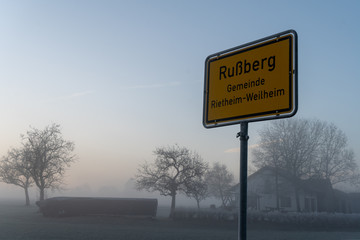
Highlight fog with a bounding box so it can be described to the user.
[0,178,221,208]
[1,5,360,240]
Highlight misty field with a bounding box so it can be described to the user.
[1,200,360,240]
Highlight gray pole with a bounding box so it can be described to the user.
[237,122,249,240]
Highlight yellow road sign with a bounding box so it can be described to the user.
[203,30,298,128]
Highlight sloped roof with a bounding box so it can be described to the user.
[233,166,335,194]
[248,166,294,181]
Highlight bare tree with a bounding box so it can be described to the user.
[205,162,234,208]
[314,123,359,185]
[184,175,208,209]
[254,119,325,177]
[253,118,359,211]
[135,145,208,217]
[253,118,325,211]
[22,124,76,201]
[0,147,33,206]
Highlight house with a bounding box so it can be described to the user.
[231,166,342,213]
[346,192,360,213]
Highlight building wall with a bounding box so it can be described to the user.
[247,168,319,212]
[237,167,352,213]
[248,169,299,212]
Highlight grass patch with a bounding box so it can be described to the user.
[172,207,360,230]
[1,201,360,240]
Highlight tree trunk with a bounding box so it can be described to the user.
[39,188,45,201]
[294,186,301,212]
[220,190,226,207]
[275,169,280,210]
[196,199,200,209]
[24,187,30,206]
[169,193,176,218]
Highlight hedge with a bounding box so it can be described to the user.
[172,208,360,228]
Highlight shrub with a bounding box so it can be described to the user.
[172,207,237,221]
[172,208,360,228]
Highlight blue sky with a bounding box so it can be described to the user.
[1,0,360,198]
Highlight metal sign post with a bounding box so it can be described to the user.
[203,30,298,240]
[237,122,249,240]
